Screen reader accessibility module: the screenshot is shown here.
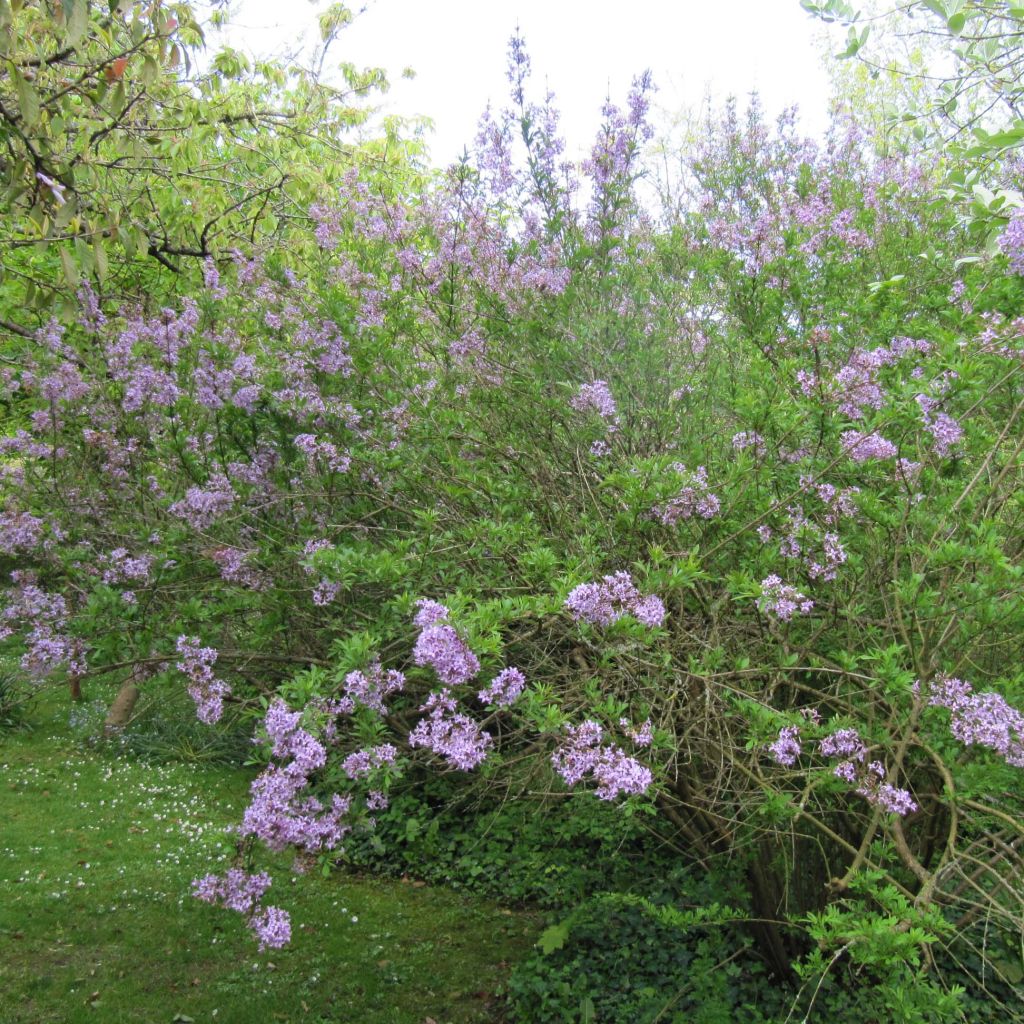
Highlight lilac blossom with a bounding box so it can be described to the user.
[342,744,398,780]
[477,667,527,707]
[408,689,493,770]
[999,207,1024,275]
[343,662,405,715]
[0,511,45,554]
[654,464,721,525]
[192,869,289,950]
[570,380,618,422]
[922,677,1024,768]
[169,474,235,530]
[565,571,665,628]
[243,700,350,853]
[0,577,85,678]
[841,430,898,463]
[176,636,231,724]
[209,546,267,591]
[757,575,813,621]
[413,618,480,686]
[413,599,450,628]
[551,720,653,801]
[619,718,654,747]
[768,725,802,767]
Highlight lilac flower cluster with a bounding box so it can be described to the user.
[169,474,235,530]
[551,720,653,801]
[818,727,917,815]
[570,380,618,424]
[999,207,1024,275]
[411,602,481,686]
[767,721,915,814]
[916,395,964,458]
[209,546,267,591]
[242,699,351,852]
[824,339,929,420]
[0,575,84,678]
[176,635,231,724]
[768,725,802,767]
[192,869,290,950]
[619,717,654,747]
[294,433,352,474]
[841,430,898,463]
[732,432,765,455]
[654,464,721,525]
[565,571,666,628]
[408,688,493,770]
[773,497,849,584]
[0,511,44,554]
[300,538,341,607]
[342,743,398,780]
[343,661,406,715]
[757,575,813,621]
[477,666,527,707]
[921,677,1024,768]
[100,548,153,586]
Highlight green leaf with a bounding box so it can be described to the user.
[93,236,108,283]
[59,247,80,288]
[66,0,89,43]
[947,11,966,34]
[141,54,159,86]
[537,921,570,955]
[13,70,39,126]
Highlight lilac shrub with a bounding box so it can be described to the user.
[2,35,1023,1009]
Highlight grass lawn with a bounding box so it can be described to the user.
[0,694,538,1024]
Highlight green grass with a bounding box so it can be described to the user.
[0,696,538,1024]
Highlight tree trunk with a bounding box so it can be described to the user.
[103,668,147,736]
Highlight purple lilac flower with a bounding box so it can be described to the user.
[654,464,721,525]
[251,906,291,950]
[999,207,1024,275]
[570,380,618,422]
[192,870,290,950]
[209,546,267,591]
[0,577,85,678]
[551,720,653,801]
[918,405,964,458]
[818,727,867,761]
[732,431,765,455]
[169,474,235,530]
[817,727,916,814]
[564,571,665,628]
[176,635,231,724]
[413,599,450,628]
[477,667,527,707]
[768,725,802,767]
[100,548,153,586]
[342,744,397,780]
[343,662,406,715]
[294,433,351,474]
[841,430,898,463]
[366,790,389,811]
[413,622,480,686]
[923,677,1024,768]
[757,575,813,621]
[0,511,45,554]
[619,718,653,747]
[243,701,350,853]
[408,689,492,770]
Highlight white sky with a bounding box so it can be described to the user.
[207,0,836,167]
